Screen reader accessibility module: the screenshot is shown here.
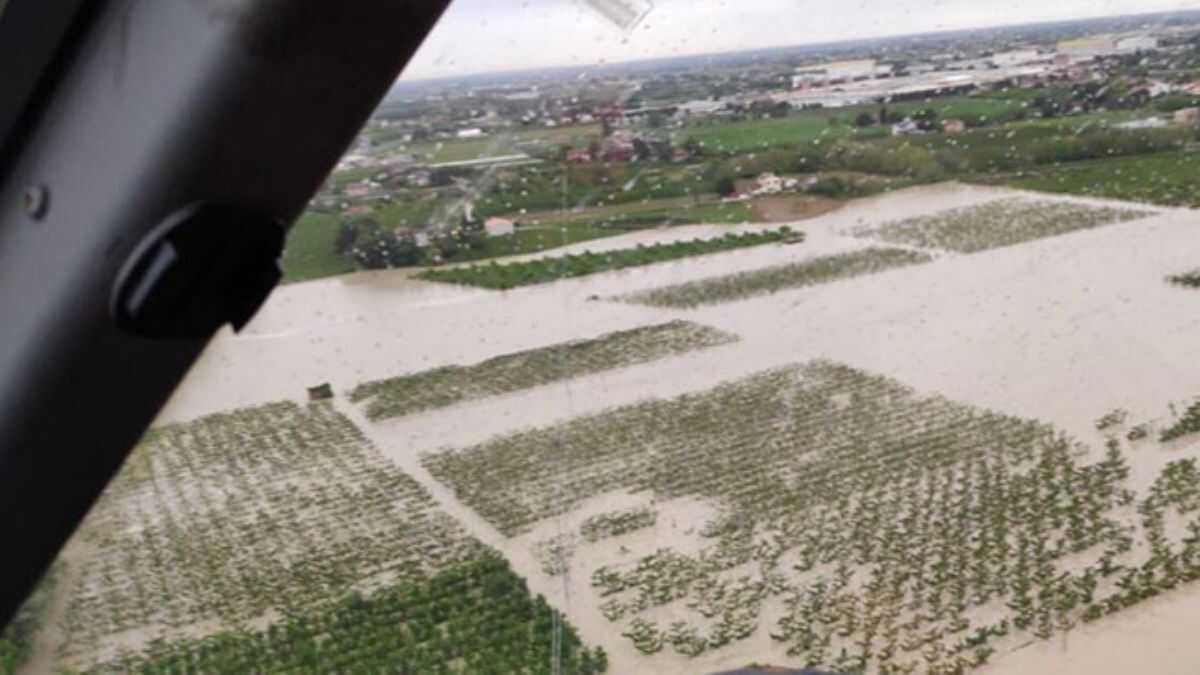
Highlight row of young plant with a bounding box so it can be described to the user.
[857,198,1153,254]
[89,552,608,675]
[60,401,482,668]
[350,321,737,421]
[417,229,800,290]
[619,248,932,309]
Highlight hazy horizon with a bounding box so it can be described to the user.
[399,0,1200,81]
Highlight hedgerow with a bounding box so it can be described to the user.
[417,229,800,290]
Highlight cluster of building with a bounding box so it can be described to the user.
[780,33,1164,109]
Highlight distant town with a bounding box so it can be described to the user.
[277,9,1200,281]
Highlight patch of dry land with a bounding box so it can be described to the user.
[25,183,1200,674]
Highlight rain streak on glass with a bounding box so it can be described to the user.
[14,1,1200,675]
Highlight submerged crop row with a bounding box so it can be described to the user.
[59,402,482,669]
[856,198,1152,253]
[1161,399,1200,443]
[422,361,1051,537]
[422,361,1200,673]
[619,247,931,309]
[90,552,607,675]
[416,228,801,290]
[1168,269,1200,288]
[581,506,658,542]
[350,320,738,421]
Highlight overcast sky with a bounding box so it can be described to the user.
[401,0,1200,79]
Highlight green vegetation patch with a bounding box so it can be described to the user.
[91,552,608,675]
[1162,399,1200,443]
[621,247,931,309]
[0,563,60,675]
[423,362,1200,671]
[1169,269,1200,289]
[351,321,739,422]
[536,199,762,230]
[60,402,482,668]
[419,229,798,290]
[580,506,658,542]
[437,221,619,265]
[857,199,1152,253]
[1007,151,1200,208]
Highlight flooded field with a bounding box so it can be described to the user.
[30,182,1200,674]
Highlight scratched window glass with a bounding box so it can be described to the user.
[17,1,1200,674]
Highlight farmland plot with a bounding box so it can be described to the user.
[423,362,1200,673]
[350,321,738,421]
[59,402,483,669]
[855,198,1153,253]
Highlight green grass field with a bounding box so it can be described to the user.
[401,124,602,163]
[281,212,355,284]
[684,115,879,155]
[447,222,619,264]
[683,97,1021,155]
[281,197,736,284]
[532,197,760,228]
[1006,151,1200,207]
